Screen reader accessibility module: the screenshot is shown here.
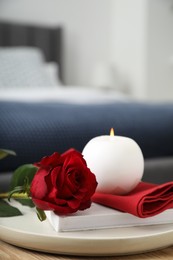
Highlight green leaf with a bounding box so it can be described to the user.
[0,200,22,217]
[10,164,37,190]
[0,149,16,160]
[15,198,35,208]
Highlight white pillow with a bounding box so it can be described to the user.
[0,47,59,88]
[44,62,62,86]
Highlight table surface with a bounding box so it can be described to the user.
[1,240,173,260]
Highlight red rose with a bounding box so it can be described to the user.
[30,149,97,215]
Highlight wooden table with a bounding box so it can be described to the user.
[1,240,173,260]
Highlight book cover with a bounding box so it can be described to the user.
[45,203,173,232]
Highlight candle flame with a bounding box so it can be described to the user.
[110,128,115,136]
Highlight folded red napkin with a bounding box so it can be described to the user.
[92,182,173,218]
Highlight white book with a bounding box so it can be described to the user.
[45,203,173,232]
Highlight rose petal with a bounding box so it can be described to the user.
[32,198,79,215]
[46,187,57,201]
[79,199,92,210]
[51,166,64,189]
[66,171,81,192]
[56,169,80,198]
[62,149,87,168]
[67,198,81,209]
[53,197,67,205]
[34,152,62,168]
[61,148,77,158]
[32,198,56,210]
[73,187,88,200]
[55,167,66,190]
[58,179,74,199]
[54,206,80,215]
[30,168,49,199]
[64,156,82,170]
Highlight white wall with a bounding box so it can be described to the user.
[1,0,173,100]
[110,0,148,99]
[0,0,111,86]
[110,0,173,101]
[147,0,173,101]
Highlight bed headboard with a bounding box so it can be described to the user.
[0,22,63,82]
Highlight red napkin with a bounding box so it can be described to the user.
[92,182,173,218]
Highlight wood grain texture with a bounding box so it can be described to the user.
[0,240,173,260]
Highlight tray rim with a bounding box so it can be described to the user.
[1,211,173,256]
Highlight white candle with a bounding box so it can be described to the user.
[82,129,144,195]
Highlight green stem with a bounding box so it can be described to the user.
[0,192,29,200]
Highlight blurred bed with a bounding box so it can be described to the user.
[0,21,128,104]
[0,21,173,191]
